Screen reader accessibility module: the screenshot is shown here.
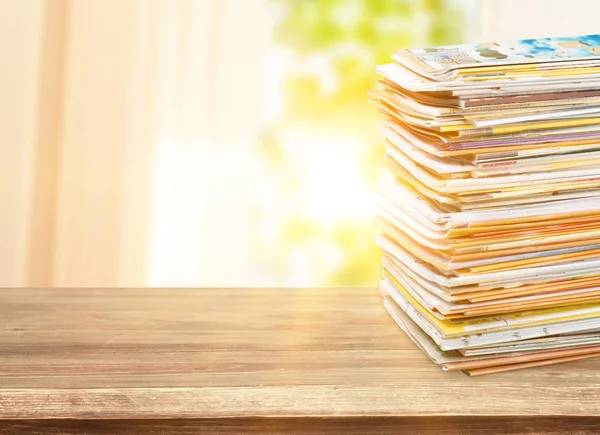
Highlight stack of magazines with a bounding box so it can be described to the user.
[371,34,600,376]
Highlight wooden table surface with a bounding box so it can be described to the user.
[0,288,599,434]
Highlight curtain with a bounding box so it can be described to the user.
[0,0,272,287]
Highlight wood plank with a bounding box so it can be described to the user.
[2,417,600,435]
[0,288,599,433]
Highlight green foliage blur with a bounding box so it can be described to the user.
[264,0,470,286]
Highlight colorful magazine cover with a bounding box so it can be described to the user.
[396,34,600,75]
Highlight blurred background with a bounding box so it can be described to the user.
[1,0,598,288]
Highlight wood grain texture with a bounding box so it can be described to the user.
[0,288,599,434]
[2,417,600,435]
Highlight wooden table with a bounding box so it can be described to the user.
[0,288,599,434]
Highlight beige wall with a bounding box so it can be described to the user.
[482,0,599,40]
